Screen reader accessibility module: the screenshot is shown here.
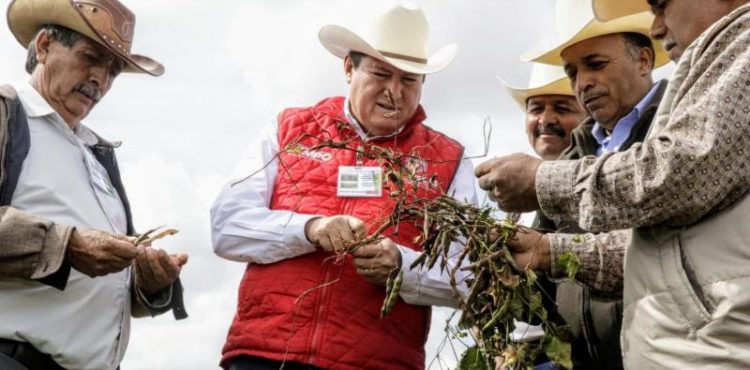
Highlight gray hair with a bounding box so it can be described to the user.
[622,32,655,70]
[25,24,83,74]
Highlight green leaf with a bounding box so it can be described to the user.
[526,269,538,286]
[499,217,516,230]
[571,234,586,243]
[481,297,511,332]
[510,294,524,320]
[543,335,572,370]
[458,346,491,370]
[528,292,547,322]
[556,251,581,280]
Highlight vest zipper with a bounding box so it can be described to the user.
[356,145,364,166]
[308,142,359,361]
[307,138,363,362]
[307,263,332,365]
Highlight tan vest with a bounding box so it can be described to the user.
[622,6,750,369]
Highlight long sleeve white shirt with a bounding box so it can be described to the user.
[211,103,477,308]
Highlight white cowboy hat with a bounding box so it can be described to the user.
[318,2,457,75]
[7,0,164,76]
[498,63,574,111]
[592,0,649,22]
[522,0,668,68]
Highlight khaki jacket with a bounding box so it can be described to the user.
[622,6,750,369]
[535,80,666,370]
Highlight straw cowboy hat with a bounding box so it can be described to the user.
[523,0,668,68]
[592,0,649,22]
[7,0,164,76]
[318,2,457,74]
[499,63,574,111]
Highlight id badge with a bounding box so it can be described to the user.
[337,166,383,197]
[83,150,116,196]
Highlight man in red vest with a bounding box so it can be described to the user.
[210,3,476,370]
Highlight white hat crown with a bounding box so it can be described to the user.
[592,0,649,22]
[498,63,574,111]
[522,0,669,68]
[556,0,596,42]
[370,2,429,61]
[318,2,457,74]
[529,63,569,87]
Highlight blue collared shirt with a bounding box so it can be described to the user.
[592,82,661,156]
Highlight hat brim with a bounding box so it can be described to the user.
[498,75,574,112]
[318,24,457,75]
[593,0,650,22]
[522,12,669,69]
[7,0,164,76]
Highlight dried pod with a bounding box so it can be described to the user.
[380,270,403,318]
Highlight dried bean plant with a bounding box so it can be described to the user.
[411,201,577,370]
[134,225,179,246]
[247,100,579,369]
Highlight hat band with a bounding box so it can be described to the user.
[378,50,428,65]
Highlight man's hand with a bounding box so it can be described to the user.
[351,238,401,285]
[305,215,366,252]
[67,229,138,277]
[505,228,551,271]
[134,246,188,295]
[475,153,543,213]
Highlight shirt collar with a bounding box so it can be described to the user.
[633,81,661,118]
[591,82,661,152]
[75,122,102,147]
[343,97,404,141]
[14,81,101,147]
[14,81,56,119]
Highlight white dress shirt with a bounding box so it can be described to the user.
[211,99,477,308]
[0,82,130,370]
[510,212,545,342]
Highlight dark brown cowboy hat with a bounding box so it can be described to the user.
[7,0,164,76]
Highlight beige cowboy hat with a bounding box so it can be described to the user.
[522,0,668,68]
[499,63,574,111]
[592,0,649,22]
[318,2,457,75]
[7,0,164,76]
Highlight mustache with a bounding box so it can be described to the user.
[533,124,566,138]
[75,83,102,103]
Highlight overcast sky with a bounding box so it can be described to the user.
[0,1,672,369]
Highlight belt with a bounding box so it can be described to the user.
[0,338,66,370]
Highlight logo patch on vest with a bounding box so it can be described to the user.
[286,144,333,162]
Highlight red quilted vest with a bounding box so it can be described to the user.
[222,97,464,370]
